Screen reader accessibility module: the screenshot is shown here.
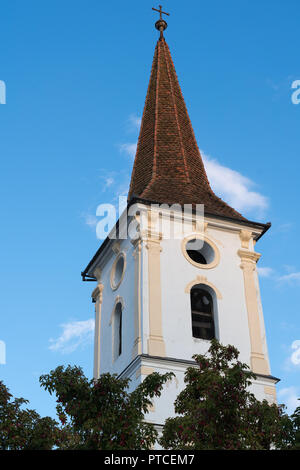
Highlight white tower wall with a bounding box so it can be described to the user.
[89,204,278,430]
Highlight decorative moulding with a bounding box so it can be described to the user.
[184,275,222,299]
[181,234,220,270]
[110,252,126,291]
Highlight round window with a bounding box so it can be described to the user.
[184,237,218,268]
[111,253,126,290]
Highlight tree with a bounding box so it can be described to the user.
[290,402,300,449]
[40,365,174,450]
[0,380,59,450]
[160,340,293,450]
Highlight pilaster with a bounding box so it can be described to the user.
[92,282,104,380]
[238,246,270,376]
[132,238,142,359]
[144,210,165,357]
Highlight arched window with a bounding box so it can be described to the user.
[190,286,215,340]
[113,302,122,360]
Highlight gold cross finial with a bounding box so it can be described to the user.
[152,5,170,39]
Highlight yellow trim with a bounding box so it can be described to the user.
[132,239,142,359]
[110,252,126,291]
[239,230,253,249]
[238,249,270,375]
[136,366,154,378]
[181,234,220,269]
[184,275,222,299]
[93,283,104,380]
[264,386,277,400]
[146,233,166,357]
[238,249,261,263]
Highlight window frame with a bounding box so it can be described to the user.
[181,235,220,269]
[112,301,123,362]
[110,252,126,291]
[190,285,216,341]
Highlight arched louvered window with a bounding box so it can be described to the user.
[190,286,215,340]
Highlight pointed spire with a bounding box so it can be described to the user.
[128,19,245,221]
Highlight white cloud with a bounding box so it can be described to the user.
[81,169,130,237]
[278,387,300,415]
[117,146,268,215]
[117,143,271,219]
[201,152,269,215]
[84,214,98,227]
[282,264,297,274]
[290,340,300,366]
[102,177,114,191]
[112,177,131,201]
[81,213,98,228]
[278,272,300,284]
[119,142,137,160]
[256,264,300,285]
[128,114,141,131]
[99,169,130,198]
[49,319,95,354]
[100,169,131,201]
[98,170,116,193]
[257,267,274,278]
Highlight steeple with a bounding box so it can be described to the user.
[128,14,246,221]
[83,9,277,438]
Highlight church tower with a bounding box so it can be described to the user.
[82,10,278,431]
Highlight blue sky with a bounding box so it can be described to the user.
[0,0,299,419]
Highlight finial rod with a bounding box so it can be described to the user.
[152,5,170,39]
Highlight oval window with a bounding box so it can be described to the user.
[183,237,219,268]
[186,239,215,265]
[111,253,126,290]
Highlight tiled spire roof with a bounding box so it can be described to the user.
[128,36,246,221]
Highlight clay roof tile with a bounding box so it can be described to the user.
[128,37,246,221]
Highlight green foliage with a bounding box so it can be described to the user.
[290,402,300,449]
[0,381,58,450]
[160,340,294,450]
[1,344,298,450]
[40,365,174,449]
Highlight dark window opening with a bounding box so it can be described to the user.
[114,302,122,359]
[190,287,215,340]
[185,239,215,265]
[118,308,122,356]
[187,250,207,265]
